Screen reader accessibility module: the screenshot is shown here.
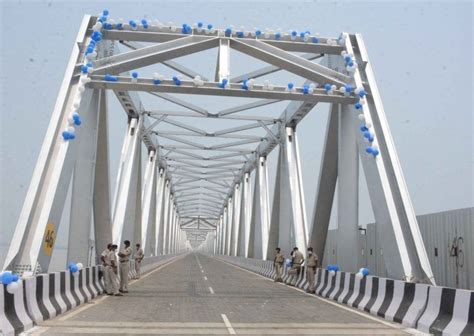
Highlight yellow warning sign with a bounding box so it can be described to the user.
[43,222,56,256]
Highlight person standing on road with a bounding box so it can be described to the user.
[118,240,132,293]
[305,247,318,294]
[108,244,122,296]
[100,243,112,294]
[288,247,304,286]
[273,247,285,282]
[134,243,144,279]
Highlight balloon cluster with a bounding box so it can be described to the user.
[341,50,358,73]
[0,272,22,294]
[68,262,84,277]
[357,105,379,158]
[324,83,338,94]
[356,267,370,280]
[326,264,339,276]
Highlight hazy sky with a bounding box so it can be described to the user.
[0,0,473,264]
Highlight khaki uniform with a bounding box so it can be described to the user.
[288,250,304,285]
[273,252,285,282]
[133,248,144,279]
[101,249,112,294]
[306,253,318,293]
[119,246,132,291]
[107,250,119,295]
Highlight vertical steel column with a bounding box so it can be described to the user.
[249,157,271,259]
[237,173,251,257]
[226,197,233,255]
[161,181,171,254]
[112,118,143,246]
[154,169,165,255]
[141,151,157,255]
[221,210,227,254]
[93,89,113,261]
[337,102,360,273]
[285,127,309,253]
[308,105,339,263]
[230,184,241,256]
[67,89,101,265]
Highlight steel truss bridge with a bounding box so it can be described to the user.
[3,14,435,285]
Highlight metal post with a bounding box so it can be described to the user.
[161,181,171,254]
[141,150,157,254]
[231,184,241,256]
[154,169,165,255]
[237,173,251,257]
[226,197,233,255]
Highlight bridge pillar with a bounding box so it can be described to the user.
[237,173,251,257]
[161,182,171,254]
[230,184,241,256]
[111,118,143,247]
[154,169,165,255]
[141,151,157,255]
[226,197,233,255]
[248,156,271,260]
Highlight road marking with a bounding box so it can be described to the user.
[208,286,215,294]
[204,276,208,280]
[20,326,50,335]
[221,314,236,335]
[57,254,186,322]
[211,255,418,335]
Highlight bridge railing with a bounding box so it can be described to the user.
[209,254,473,335]
[0,253,184,336]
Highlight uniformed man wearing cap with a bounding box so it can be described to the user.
[133,243,145,279]
[100,243,112,294]
[118,240,132,293]
[306,247,318,294]
[288,247,304,286]
[273,247,285,282]
[107,244,122,296]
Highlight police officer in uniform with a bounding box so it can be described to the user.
[306,247,318,293]
[133,243,144,279]
[288,247,304,286]
[118,240,132,293]
[273,247,284,282]
[100,243,112,294]
[108,244,122,296]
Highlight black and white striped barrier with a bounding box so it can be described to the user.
[417,286,473,335]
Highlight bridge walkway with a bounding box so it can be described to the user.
[28,253,411,335]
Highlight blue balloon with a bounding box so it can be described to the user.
[312,37,319,43]
[197,22,203,28]
[305,30,311,35]
[73,115,81,126]
[172,76,181,86]
[324,83,332,91]
[207,24,213,30]
[236,31,244,38]
[358,89,366,98]
[99,16,107,23]
[371,149,379,157]
[255,30,262,37]
[287,82,294,89]
[132,71,138,78]
[333,265,339,272]
[291,30,297,37]
[366,147,373,154]
[355,102,362,109]
[153,79,161,85]
[241,80,249,90]
[81,65,88,74]
[116,23,123,30]
[363,131,371,139]
[102,9,109,16]
[11,274,19,282]
[225,28,232,37]
[141,19,147,25]
[86,47,94,54]
[275,32,281,40]
[62,131,70,140]
[344,84,353,93]
[302,85,310,94]
[361,268,369,276]
[71,265,78,273]
[299,32,305,38]
[129,20,136,27]
[360,125,368,132]
[344,55,352,63]
[368,135,374,143]
[1,272,13,285]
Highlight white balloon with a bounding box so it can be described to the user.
[76,263,84,270]
[66,126,76,134]
[67,114,75,125]
[6,282,19,294]
[309,83,316,89]
[359,98,367,105]
[331,84,337,91]
[366,122,372,128]
[78,85,85,93]
[329,270,336,276]
[359,268,365,273]
[355,272,363,280]
[354,87,361,95]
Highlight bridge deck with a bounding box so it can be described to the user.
[32,253,410,335]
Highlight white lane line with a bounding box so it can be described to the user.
[208,286,215,294]
[204,276,208,281]
[212,256,418,335]
[58,255,186,321]
[20,326,50,335]
[221,314,236,335]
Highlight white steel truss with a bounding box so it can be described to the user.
[3,14,435,285]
